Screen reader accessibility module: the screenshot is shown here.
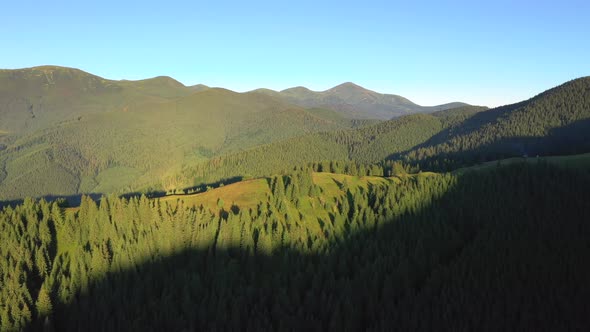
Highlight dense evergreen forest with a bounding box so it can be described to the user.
[402,77,590,170]
[170,108,482,188]
[2,162,589,331]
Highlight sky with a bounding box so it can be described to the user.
[1,0,589,107]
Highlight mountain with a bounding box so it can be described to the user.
[0,66,364,200]
[174,105,487,186]
[253,82,470,120]
[188,83,210,92]
[2,66,589,202]
[0,66,199,139]
[400,76,590,169]
[178,77,590,186]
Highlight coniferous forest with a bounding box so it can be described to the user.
[1,66,590,331]
[1,162,590,331]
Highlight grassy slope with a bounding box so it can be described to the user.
[158,150,586,219]
[161,172,433,214]
[160,178,270,211]
[160,150,590,217]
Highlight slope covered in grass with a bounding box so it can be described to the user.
[159,171,436,219]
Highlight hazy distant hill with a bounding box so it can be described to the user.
[253,82,469,120]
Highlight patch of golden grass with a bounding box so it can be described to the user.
[160,178,270,212]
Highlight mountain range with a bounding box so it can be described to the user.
[252,82,468,119]
[1,66,589,202]
[0,66,466,139]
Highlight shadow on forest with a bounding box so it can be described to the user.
[29,163,590,331]
[388,117,590,170]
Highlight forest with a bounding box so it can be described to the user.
[1,162,590,331]
[1,68,590,331]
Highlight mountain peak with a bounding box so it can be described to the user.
[3,65,99,79]
[327,82,372,94]
[332,82,364,89]
[142,76,186,87]
[281,86,313,94]
[189,84,210,92]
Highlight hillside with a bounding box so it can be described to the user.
[0,65,476,201]
[253,82,469,120]
[0,66,197,138]
[173,106,486,187]
[2,162,590,331]
[159,171,405,213]
[3,66,418,201]
[202,77,590,184]
[0,68,365,200]
[2,70,590,202]
[189,77,590,186]
[400,76,590,169]
[455,152,590,177]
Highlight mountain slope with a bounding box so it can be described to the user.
[401,76,590,169]
[2,67,589,202]
[179,76,590,187]
[3,162,590,331]
[175,106,487,187]
[0,74,360,200]
[0,66,200,139]
[254,82,469,120]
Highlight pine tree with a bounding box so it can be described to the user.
[35,285,53,318]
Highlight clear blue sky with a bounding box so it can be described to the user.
[2,0,589,106]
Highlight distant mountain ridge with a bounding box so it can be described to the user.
[0,66,468,129]
[5,66,587,202]
[253,82,469,120]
